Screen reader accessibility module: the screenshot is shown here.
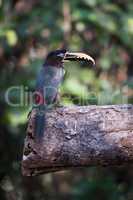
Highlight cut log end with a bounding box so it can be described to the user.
[22,105,133,176]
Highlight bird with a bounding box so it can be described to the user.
[32,49,95,141]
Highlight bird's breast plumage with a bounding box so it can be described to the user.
[35,66,65,105]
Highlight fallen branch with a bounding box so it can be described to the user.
[22,104,133,176]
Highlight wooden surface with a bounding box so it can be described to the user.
[22,104,133,176]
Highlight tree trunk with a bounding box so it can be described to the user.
[22,104,133,176]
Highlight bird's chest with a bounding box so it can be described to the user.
[43,67,64,87]
[35,67,64,104]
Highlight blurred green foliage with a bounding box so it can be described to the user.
[0,0,133,199]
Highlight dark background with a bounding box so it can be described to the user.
[0,0,133,199]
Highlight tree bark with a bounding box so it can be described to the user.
[22,104,133,176]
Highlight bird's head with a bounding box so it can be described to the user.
[44,49,95,67]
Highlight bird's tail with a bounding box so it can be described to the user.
[34,105,46,140]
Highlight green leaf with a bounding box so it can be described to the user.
[63,78,88,97]
[5,30,18,46]
[127,17,133,35]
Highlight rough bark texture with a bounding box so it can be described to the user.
[22,104,133,176]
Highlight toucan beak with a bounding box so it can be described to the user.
[64,52,95,65]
